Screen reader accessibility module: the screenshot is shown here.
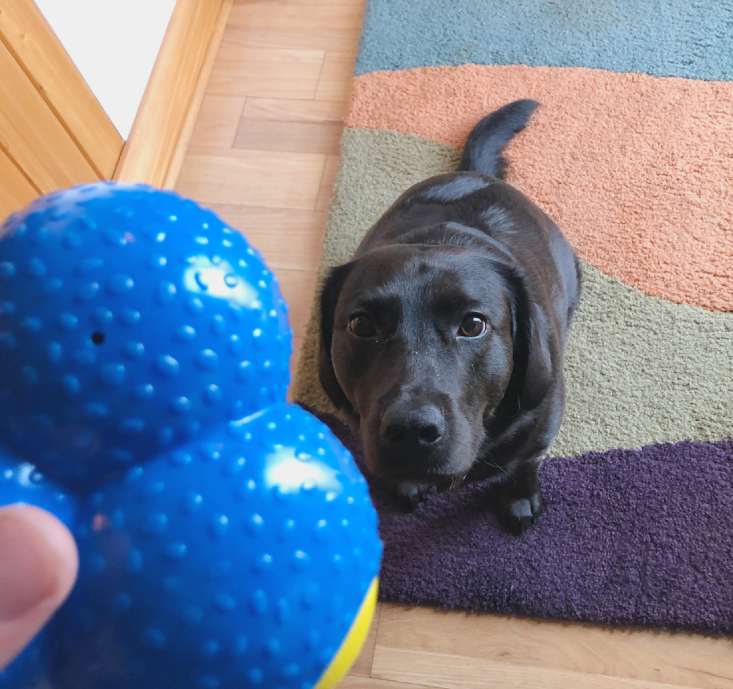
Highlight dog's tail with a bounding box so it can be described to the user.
[457,99,539,179]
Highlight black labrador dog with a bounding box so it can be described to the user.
[318,100,581,534]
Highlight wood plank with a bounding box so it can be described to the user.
[227,0,365,51]
[217,23,361,52]
[163,0,233,189]
[350,602,382,677]
[243,98,347,123]
[189,94,245,149]
[373,647,695,689]
[0,0,122,178]
[207,39,324,98]
[341,677,438,689]
[316,154,341,210]
[233,119,343,154]
[376,606,733,689]
[230,0,366,30]
[234,97,346,154]
[177,148,325,209]
[0,37,97,192]
[205,205,328,271]
[274,268,317,339]
[115,0,227,186]
[316,51,358,101]
[0,145,38,224]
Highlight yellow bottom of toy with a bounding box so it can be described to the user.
[314,577,379,689]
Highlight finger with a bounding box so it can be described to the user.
[0,504,78,671]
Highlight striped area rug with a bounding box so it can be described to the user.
[294,0,733,634]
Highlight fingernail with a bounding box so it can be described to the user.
[0,505,61,622]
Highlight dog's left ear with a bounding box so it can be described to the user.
[503,267,555,411]
[318,261,356,415]
[517,300,554,410]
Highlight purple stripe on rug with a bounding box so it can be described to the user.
[310,411,733,636]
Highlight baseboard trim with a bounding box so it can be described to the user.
[113,0,232,188]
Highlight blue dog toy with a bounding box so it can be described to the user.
[0,183,381,689]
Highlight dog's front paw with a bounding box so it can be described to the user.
[497,489,542,535]
[392,482,430,512]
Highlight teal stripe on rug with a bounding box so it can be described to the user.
[355,0,733,81]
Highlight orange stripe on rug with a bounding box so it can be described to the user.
[346,65,733,311]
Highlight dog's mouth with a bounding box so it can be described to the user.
[351,400,484,485]
[376,467,470,495]
[360,433,477,486]
[372,462,463,484]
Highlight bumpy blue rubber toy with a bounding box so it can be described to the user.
[0,183,382,689]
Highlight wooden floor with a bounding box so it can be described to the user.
[174,1,733,687]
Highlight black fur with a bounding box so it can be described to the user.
[457,99,539,178]
[318,101,580,535]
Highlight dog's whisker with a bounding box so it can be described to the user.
[476,456,510,477]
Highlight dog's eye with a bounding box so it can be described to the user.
[348,314,376,338]
[458,314,487,338]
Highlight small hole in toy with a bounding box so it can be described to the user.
[91,331,106,345]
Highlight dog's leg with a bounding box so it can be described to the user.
[496,456,543,535]
[391,481,431,512]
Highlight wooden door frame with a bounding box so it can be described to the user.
[0,0,123,193]
[114,0,233,189]
[0,0,231,212]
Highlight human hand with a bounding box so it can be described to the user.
[0,505,78,671]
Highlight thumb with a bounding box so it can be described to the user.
[0,504,78,671]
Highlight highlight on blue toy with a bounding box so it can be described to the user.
[0,182,382,689]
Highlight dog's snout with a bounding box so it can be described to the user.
[381,404,445,447]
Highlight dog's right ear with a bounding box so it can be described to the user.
[318,261,356,415]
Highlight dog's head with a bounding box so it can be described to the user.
[318,243,555,483]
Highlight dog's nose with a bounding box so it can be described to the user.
[381,404,445,447]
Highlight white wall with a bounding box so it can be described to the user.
[36,0,177,139]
